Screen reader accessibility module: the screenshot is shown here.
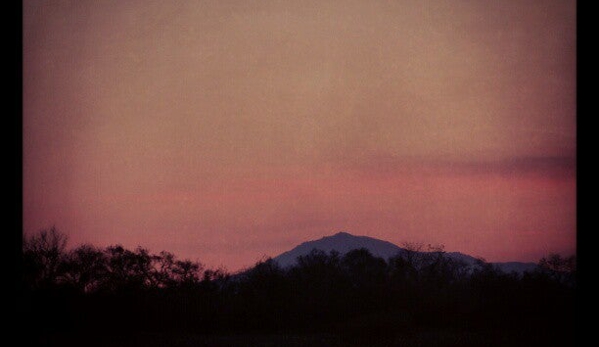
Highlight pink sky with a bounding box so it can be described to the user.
[23,0,575,272]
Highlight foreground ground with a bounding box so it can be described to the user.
[33,329,571,347]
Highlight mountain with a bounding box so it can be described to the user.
[273,231,405,268]
[272,231,537,275]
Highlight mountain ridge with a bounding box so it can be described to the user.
[272,231,537,274]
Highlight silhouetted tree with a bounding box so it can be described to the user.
[341,248,387,290]
[62,244,107,293]
[104,245,154,292]
[538,253,577,286]
[202,267,229,283]
[150,250,178,288]
[388,253,418,288]
[401,241,426,269]
[23,226,69,289]
[172,259,203,287]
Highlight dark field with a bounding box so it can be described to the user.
[36,330,572,347]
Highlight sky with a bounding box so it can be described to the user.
[23,0,576,272]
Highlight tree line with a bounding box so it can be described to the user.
[21,227,576,346]
[23,226,227,293]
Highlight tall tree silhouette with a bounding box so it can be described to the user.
[23,226,68,289]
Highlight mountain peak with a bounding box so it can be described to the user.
[271,232,538,275]
[331,231,353,237]
[273,231,403,268]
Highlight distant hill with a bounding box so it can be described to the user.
[272,231,537,275]
[273,231,405,267]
